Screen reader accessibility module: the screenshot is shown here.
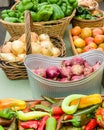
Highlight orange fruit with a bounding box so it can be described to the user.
[72,36,80,41]
[71,26,81,36]
[94,35,104,45]
[76,48,83,54]
[88,42,97,49]
[74,38,86,48]
[80,27,92,39]
[99,43,104,50]
[85,37,94,45]
[83,45,94,52]
[92,28,103,37]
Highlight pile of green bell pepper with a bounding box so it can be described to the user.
[1,0,78,23]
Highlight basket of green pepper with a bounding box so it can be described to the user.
[71,6,104,28]
[0,0,77,38]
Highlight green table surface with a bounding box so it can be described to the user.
[0,25,104,100]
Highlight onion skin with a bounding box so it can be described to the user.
[19,32,39,43]
[46,66,60,79]
[1,42,12,53]
[33,68,46,78]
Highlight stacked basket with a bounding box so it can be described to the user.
[0,1,76,38]
[71,0,104,28]
[0,11,66,80]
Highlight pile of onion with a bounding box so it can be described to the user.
[32,57,101,82]
[0,33,61,62]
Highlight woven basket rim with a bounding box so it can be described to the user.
[73,9,104,22]
[0,9,76,25]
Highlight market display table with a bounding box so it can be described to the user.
[0,25,104,100]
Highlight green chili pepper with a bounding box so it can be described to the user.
[16,110,50,121]
[74,104,99,116]
[0,108,15,119]
[1,9,8,14]
[45,117,57,130]
[61,94,85,114]
[0,125,4,130]
[41,95,59,104]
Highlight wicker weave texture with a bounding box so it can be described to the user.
[0,2,76,37]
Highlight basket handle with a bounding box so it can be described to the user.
[25,10,33,55]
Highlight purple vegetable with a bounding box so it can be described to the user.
[61,60,72,67]
[71,75,84,81]
[46,66,60,79]
[33,68,46,78]
[59,67,72,79]
[71,64,84,75]
[59,78,69,82]
[92,62,101,71]
[70,57,85,66]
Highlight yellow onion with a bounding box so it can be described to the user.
[39,34,50,42]
[40,40,54,49]
[19,32,39,43]
[51,47,61,57]
[1,42,12,53]
[0,53,16,62]
[11,40,25,55]
[16,53,26,62]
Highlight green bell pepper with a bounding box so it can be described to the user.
[47,0,58,4]
[4,17,19,23]
[24,2,34,10]
[0,108,15,119]
[35,5,53,21]
[1,9,9,19]
[22,0,31,5]
[37,2,48,11]
[68,0,77,4]
[8,10,16,17]
[65,4,73,16]
[72,0,78,8]
[16,2,25,12]
[50,4,64,20]
[30,11,37,21]
[1,14,8,19]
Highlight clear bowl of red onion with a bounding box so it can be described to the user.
[24,50,104,99]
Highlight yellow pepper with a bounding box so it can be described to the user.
[70,94,102,109]
[0,98,26,110]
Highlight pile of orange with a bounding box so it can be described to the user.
[70,26,104,54]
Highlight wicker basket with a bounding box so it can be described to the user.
[71,9,104,28]
[0,2,76,38]
[69,30,78,55]
[0,11,66,80]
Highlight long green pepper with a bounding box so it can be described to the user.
[45,117,57,130]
